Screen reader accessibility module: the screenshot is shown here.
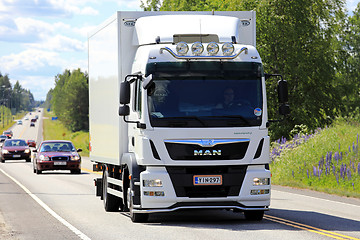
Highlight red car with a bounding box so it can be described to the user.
[27,140,36,148]
[0,139,31,163]
[3,130,13,139]
[33,140,82,174]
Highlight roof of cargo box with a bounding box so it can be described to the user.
[134,15,250,46]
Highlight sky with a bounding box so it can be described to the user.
[0,0,359,101]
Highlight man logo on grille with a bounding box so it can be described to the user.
[194,150,221,156]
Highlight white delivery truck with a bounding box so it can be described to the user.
[88,11,289,222]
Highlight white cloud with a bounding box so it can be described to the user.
[12,75,55,100]
[0,49,61,72]
[0,0,99,17]
[0,16,51,42]
[26,34,86,52]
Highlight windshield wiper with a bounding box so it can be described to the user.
[170,116,208,126]
[156,116,207,126]
[206,115,251,126]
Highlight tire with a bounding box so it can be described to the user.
[36,168,42,174]
[1,159,4,163]
[126,182,148,223]
[26,158,31,162]
[244,210,264,221]
[102,166,120,212]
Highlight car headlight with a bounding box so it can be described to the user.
[25,149,30,153]
[71,155,80,161]
[2,149,9,154]
[39,155,49,161]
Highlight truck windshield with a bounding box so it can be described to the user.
[146,61,263,128]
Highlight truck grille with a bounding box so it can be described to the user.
[166,166,247,198]
[165,141,249,160]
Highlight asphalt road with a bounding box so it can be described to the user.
[0,110,359,240]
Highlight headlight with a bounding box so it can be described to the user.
[253,177,270,186]
[25,149,30,153]
[143,179,163,187]
[176,42,189,55]
[2,149,9,154]
[191,42,204,55]
[222,42,235,56]
[39,155,49,161]
[71,155,80,161]
[207,42,219,55]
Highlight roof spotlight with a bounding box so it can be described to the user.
[176,42,189,55]
[222,42,235,56]
[191,42,204,55]
[207,42,219,55]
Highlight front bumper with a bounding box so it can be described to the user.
[134,165,271,212]
[37,160,81,171]
[2,152,31,160]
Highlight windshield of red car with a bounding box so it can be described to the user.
[40,142,75,152]
[4,140,27,147]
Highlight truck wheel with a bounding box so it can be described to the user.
[102,166,120,212]
[26,158,31,162]
[244,210,264,221]
[126,183,148,223]
[36,168,42,174]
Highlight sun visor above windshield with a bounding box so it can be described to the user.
[134,15,245,46]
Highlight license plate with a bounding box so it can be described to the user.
[193,175,222,185]
[13,155,21,158]
[54,161,67,165]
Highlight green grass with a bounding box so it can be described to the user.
[270,119,360,198]
[43,111,89,156]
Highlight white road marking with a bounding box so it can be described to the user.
[0,168,92,240]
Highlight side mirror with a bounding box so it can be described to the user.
[277,80,288,103]
[77,148,82,152]
[120,81,130,104]
[33,149,37,153]
[119,105,130,116]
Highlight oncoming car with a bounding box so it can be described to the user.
[32,140,82,174]
[0,139,31,163]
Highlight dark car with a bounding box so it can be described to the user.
[3,131,13,138]
[27,140,36,148]
[33,140,82,174]
[30,122,35,127]
[31,118,37,123]
[0,139,31,163]
[0,135,7,142]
